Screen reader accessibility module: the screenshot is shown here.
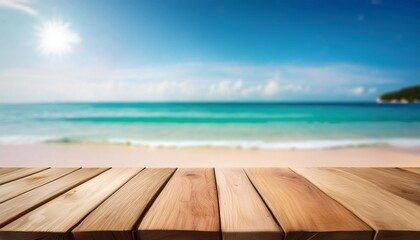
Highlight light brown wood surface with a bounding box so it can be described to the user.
[0,167,418,240]
[340,168,420,205]
[293,168,420,240]
[73,168,175,240]
[0,168,20,175]
[245,168,373,240]
[0,168,47,185]
[138,168,220,240]
[0,168,78,203]
[0,168,107,228]
[402,168,420,175]
[0,168,140,240]
[215,168,283,240]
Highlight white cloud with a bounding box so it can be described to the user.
[241,85,263,96]
[0,0,38,16]
[264,79,279,96]
[232,79,242,91]
[349,86,378,96]
[150,81,192,95]
[209,80,231,95]
[209,79,243,96]
[0,67,194,102]
[350,87,365,95]
[0,62,396,102]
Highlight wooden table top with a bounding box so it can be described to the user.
[0,167,419,240]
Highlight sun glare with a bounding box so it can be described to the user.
[37,19,81,56]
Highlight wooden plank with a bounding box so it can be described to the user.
[0,168,107,228]
[402,168,420,175]
[340,168,420,205]
[0,168,48,185]
[0,168,20,175]
[0,168,78,203]
[138,168,220,240]
[293,168,420,240]
[215,168,283,240]
[0,168,140,240]
[72,168,175,240]
[245,168,373,240]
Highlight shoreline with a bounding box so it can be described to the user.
[0,143,419,167]
[2,136,420,150]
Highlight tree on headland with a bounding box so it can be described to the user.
[378,85,420,103]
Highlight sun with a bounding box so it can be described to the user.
[36,19,81,56]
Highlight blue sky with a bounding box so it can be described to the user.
[0,0,419,102]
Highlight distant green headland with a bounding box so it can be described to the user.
[377,85,420,103]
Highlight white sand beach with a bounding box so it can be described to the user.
[0,143,419,168]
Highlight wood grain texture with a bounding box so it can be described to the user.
[245,168,373,240]
[0,168,107,228]
[73,168,175,240]
[138,168,220,240]
[293,168,420,240]
[0,168,140,240]
[0,168,78,203]
[215,168,283,240]
[0,168,48,185]
[0,168,20,175]
[340,168,420,205]
[402,168,420,175]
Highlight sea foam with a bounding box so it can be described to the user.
[2,135,420,149]
[106,138,420,149]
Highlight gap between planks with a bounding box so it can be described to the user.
[0,168,109,228]
[0,168,141,240]
[0,168,49,185]
[1,168,419,240]
[293,168,420,240]
[72,168,176,240]
[0,168,79,203]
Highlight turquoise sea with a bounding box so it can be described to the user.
[1,102,420,149]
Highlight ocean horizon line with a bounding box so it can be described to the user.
[0,100,383,106]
